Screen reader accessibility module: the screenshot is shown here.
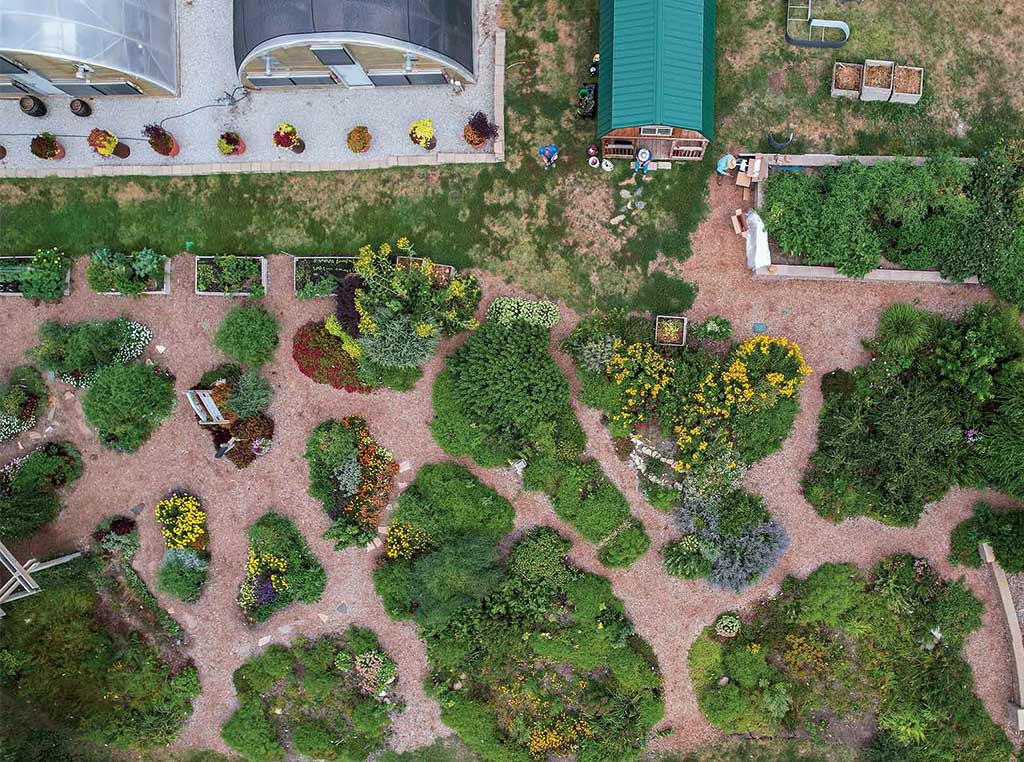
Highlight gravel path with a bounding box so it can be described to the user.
[2,180,1020,756]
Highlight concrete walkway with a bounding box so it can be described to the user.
[0,0,503,177]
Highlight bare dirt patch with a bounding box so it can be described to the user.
[834,64,862,91]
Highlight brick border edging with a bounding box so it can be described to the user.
[980,541,1024,732]
[0,33,507,179]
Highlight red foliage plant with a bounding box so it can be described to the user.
[292,321,370,393]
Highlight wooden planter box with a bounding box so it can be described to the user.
[860,59,894,102]
[891,65,924,105]
[0,256,71,298]
[100,258,172,296]
[831,62,862,99]
[655,315,688,346]
[194,256,267,296]
[292,256,356,294]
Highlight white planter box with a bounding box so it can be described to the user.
[655,315,688,346]
[0,255,71,298]
[100,257,172,296]
[291,255,356,294]
[860,59,895,102]
[194,256,268,296]
[890,65,924,105]
[831,62,862,99]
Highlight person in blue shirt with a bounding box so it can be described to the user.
[538,143,559,170]
[716,153,736,185]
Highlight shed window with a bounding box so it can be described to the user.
[248,74,337,87]
[0,80,27,94]
[639,126,673,137]
[311,47,354,66]
[0,56,24,74]
[407,72,447,85]
[52,81,142,96]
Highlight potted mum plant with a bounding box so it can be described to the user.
[88,128,129,159]
[273,123,304,153]
[143,124,179,156]
[409,119,436,151]
[218,131,246,156]
[30,132,64,160]
[347,126,371,154]
[463,111,498,148]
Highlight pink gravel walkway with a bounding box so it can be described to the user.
[1,181,1019,756]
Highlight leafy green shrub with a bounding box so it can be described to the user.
[0,441,81,540]
[551,461,631,542]
[237,512,326,624]
[805,302,1024,525]
[82,363,175,452]
[950,502,1024,572]
[157,549,209,602]
[485,296,560,328]
[32,317,152,387]
[0,365,47,441]
[227,370,273,417]
[693,555,1009,762]
[86,247,167,296]
[374,477,663,761]
[223,628,399,762]
[597,520,650,567]
[18,247,71,302]
[0,555,198,753]
[214,306,280,367]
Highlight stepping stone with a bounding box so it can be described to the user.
[609,214,626,225]
[619,189,632,199]
[317,613,330,623]
[63,391,75,400]
[155,345,167,354]
[371,537,383,549]
[398,460,412,473]
[27,432,41,440]
[277,625,292,635]
[257,636,271,647]
[378,525,389,534]
[144,358,154,366]
[752,322,768,334]
[336,603,349,615]
[130,503,143,516]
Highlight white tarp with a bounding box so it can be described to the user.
[745,209,771,270]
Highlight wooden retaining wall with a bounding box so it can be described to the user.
[980,541,1024,732]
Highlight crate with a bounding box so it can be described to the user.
[831,62,862,99]
[890,65,924,105]
[860,59,894,102]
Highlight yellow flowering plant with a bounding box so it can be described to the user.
[155,492,207,551]
[384,521,432,559]
[607,342,674,432]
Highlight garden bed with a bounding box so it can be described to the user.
[99,257,172,296]
[831,62,862,98]
[194,255,267,296]
[860,59,894,101]
[891,64,925,104]
[292,255,356,295]
[655,314,688,346]
[0,255,71,297]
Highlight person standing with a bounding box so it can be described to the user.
[538,143,559,170]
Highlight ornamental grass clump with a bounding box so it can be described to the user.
[155,492,210,602]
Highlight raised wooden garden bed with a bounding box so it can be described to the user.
[0,256,71,298]
[831,62,862,99]
[194,256,267,296]
[891,65,924,105]
[100,258,172,296]
[292,256,356,294]
[396,256,456,288]
[655,315,688,346]
[860,59,894,102]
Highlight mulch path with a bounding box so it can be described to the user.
[2,179,1020,755]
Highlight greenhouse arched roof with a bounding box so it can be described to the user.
[0,0,179,94]
[233,0,476,79]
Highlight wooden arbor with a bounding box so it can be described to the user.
[0,540,80,617]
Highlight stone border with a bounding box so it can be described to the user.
[0,32,506,180]
[0,256,72,298]
[980,541,1024,732]
[194,256,268,297]
[99,258,173,296]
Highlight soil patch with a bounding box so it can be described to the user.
[894,65,923,94]
[834,64,862,91]
[863,64,893,89]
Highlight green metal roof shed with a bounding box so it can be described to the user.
[597,0,716,141]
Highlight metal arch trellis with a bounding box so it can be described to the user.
[785,0,851,48]
[0,540,81,617]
